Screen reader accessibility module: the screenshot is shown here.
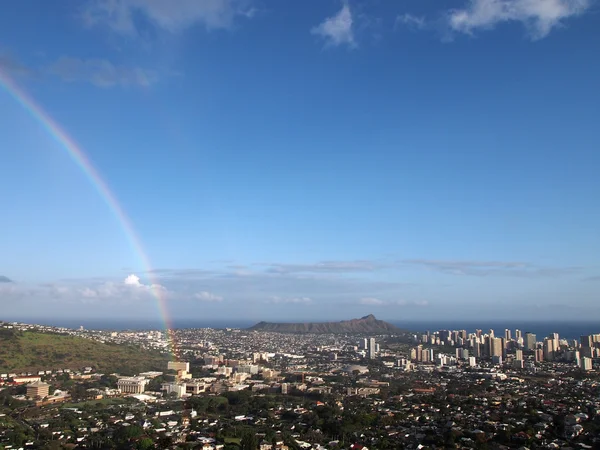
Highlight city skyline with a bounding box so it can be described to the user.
[1,1,600,322]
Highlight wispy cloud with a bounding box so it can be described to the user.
[48,57,158,88]
[193,291,224,302]
[358,297,428,307]
[267,296,313,304]
[395,13,426,30]
[265,260,385,274]
[0,52,31,77]
[81,0,252,34]
[404,259,580,278]
[311,3,356,48]
[448,0,590,39]
[583,275,600,282]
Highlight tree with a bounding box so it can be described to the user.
[240,431,258,450]
[137,438,154,450]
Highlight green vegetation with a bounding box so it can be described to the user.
[0,330,169,374]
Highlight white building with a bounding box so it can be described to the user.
[117,377,149,394]
[367,338,376,359]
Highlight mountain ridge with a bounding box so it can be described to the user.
[248,314,402,334]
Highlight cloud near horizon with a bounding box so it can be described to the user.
[404,259,580,278]
[358,297,428,307]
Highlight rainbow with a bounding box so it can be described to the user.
[0,71,179,359]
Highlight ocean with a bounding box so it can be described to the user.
[4,317,599,340]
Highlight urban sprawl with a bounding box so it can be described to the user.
[1,321,600,449]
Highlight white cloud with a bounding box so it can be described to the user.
[81,0,250,34]
[49,57,158,88]
[396,14,426,30]
[359,297,385,305]
[358,297,427,307]
[194,291,223,302]
[124,274,142,286]
[448,0,590,39]
[311,3,356,48]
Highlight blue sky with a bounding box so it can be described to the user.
[1,0,599,324]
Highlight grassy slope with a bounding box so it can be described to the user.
[0,330,169,374]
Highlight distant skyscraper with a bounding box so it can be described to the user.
[549,333,560,351]
[581,335,593,348]
[505,329,511,341]
[367,338,376,359]
[515,349,523,360]
[524,332,536,351]
[581,357,592,371]
[489,329,495,338]
[490,337,503,358]
[535,348,544,362]
[515,329,522,340]
[543,338,555,361]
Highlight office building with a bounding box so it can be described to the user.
[367,338,376,359]
[162,382,186,398]
[515,329,522,340]
[117,377,149,394]
[513,359,524,369]
[524,332,536,351]
[581,335,593,348]
[515,349,523,360]
[167,361,190,372]
[237,364,259,375]
[549,333,560,351]
[581,357,592,371]
[535,348,544,362]
[27,381,50,398]
[468,356,477,367]
[543,338,555,361]
[505,329,511,341]
[490,337,503,358]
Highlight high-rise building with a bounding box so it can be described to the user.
[549,333,560,351]
[535,348,544,362]
[580,357,592,371]
[505,329,511,341]
[543,338,555,361]
[515,349,523,360]
[490,337,503,358]
[524,332,536,351]
[581,335,593,348]
[515,329,522,340]
[489,329,495,338]
[367,338,376,359]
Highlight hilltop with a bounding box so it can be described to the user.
[0,329,169,375]
[248,314,402,334]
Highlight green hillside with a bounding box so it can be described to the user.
[0,329,169,375]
